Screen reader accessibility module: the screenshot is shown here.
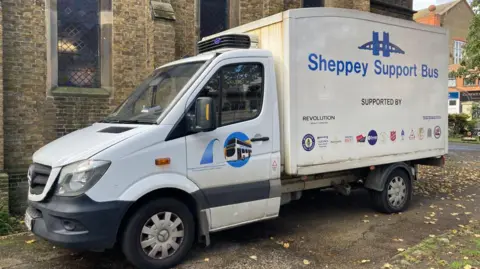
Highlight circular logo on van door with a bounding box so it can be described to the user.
[302,134,316,151]
[224,132,252,168]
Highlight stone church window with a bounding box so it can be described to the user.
[200,0,229,38]
[303,0,324,7]
[57,0,100,88]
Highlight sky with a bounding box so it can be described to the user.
[413,0,473,11]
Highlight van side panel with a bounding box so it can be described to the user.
[290,10,448,175]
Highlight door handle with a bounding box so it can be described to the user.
[251,137,269,142]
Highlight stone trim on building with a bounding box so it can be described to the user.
[151,0,176,20]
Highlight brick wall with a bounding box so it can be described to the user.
[151,18,176,67]
[112,0,175,107]
[52,96,113,137]
[240,0,263,24]
[285,0,301,10]
[171,0,196,59]
[263,0,284,17]
[3,0,48,172]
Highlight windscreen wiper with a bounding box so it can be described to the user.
[99,119,154,125]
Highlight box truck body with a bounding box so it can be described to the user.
[206,8,448,175]
[24,8,448,269]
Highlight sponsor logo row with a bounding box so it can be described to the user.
[302,126,442,151]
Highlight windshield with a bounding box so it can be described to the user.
[103,61,206,124]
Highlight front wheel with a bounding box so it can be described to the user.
[370,169,412,214]
[121,198,195,269]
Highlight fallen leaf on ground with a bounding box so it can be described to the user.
[465,212,472,215]
[429,234,436,238]
[303,259,310,265]
[249,255,257,261]
[283,242,290,249]
[439,260,448,266]
[363,220,370,223]
[474,234,480,238]
[360,259,370,263]
[25,240,36,244]
[397,248,405,252]
[451,213,459,216]
[204,258,210,262]
[464,256,469,260]
[464,265,472,269]
[383,263,393,268]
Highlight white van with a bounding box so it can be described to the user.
[24,8,448,269]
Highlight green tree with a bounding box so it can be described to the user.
[448,113,477,136]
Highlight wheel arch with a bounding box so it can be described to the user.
[115,174,211,247]
[364,162,414,192]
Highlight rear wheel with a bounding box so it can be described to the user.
[121,198,195,269]
[370,169,412,213]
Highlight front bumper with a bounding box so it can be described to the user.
[26,195,132,250]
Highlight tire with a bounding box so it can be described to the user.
[121,198,195,269]
[370,168,412,214]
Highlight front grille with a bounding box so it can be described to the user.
[28,163,52,195]
[26,205,42,219]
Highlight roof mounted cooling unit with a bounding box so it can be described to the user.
[197,34,259,54]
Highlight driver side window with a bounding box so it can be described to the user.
[192,62,264,127]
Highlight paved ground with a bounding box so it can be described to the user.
[1,143,479,269]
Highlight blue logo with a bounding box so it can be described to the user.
[302,134,316,151]
[358,32,405,57]
[224,132,252,168]
[367,130,378,146]
[200,139,220,165]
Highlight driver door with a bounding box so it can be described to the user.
[185,57,274,230]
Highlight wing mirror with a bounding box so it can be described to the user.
[188,97,216,132]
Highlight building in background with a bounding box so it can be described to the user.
[0,0,415,213]
[448,91,460,114]
[414,0,479,120]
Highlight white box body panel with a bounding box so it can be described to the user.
[207,8,448,176]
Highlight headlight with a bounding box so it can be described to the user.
[55,160,111,197]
